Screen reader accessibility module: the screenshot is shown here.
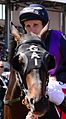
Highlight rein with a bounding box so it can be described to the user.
[4,72,27,106]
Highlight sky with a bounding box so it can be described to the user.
[0,4,5,20]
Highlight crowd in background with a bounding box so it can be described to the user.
[0,25,10,119]
[0,60,9,119]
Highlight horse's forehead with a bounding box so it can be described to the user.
[18,33,44,53]
[18,43,44,54]
[19,34,41,46]
[21,33,41,41]
[18,44,44,64]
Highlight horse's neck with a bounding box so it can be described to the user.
[5,69,17,100]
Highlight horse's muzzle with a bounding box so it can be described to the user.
[32,96,49,117]
[22,96,49,117]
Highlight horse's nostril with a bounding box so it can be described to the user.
[30,98,34,104]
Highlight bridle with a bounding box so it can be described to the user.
[16,39,49,111]
[4,39,50,114]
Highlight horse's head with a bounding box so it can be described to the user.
[11,32,55,117]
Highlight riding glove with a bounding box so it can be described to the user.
[46,79,65,105]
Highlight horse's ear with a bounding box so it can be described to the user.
[11,22,21,42]
[44,53,55,70]
[38,21,49,39]
[47,54,55,70]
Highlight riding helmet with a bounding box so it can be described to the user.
[19,4,49,27]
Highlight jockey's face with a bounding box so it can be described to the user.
[24,20,44,35]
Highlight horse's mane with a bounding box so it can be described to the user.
[8,36,17,64]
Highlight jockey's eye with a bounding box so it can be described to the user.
[25,25,31,31]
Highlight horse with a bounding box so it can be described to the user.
[4,23,55,119]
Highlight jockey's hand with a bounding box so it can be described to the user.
[46,77,65,105]
[26,111,38,119]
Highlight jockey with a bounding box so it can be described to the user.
[18,4,66,119]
